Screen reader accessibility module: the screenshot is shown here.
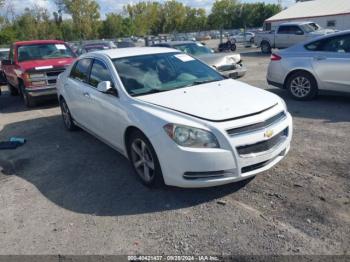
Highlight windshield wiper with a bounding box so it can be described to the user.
[192,79,219,86]
[132,89,168,97]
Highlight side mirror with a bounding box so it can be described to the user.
[97,81,117,96]
[295,30,304,35]
[1,59,13,65]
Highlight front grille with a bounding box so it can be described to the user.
[48,79,57,84]
[237,128,288,156]
[227,111,286,136]
[46,70,64,77]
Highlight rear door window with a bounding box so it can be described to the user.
[70,58,92,83]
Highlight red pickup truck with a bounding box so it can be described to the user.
[1,40,76,106]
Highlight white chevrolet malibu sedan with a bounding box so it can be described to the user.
[57,47,293,188]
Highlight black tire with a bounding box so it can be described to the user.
[19,82,36,107]
[250,37,255,44]
[8,83,19,96]
[286,71,318,101]
[230,43,237,52]
[261,41,271,54]
[60,99,78,131]
[127,130,164,188]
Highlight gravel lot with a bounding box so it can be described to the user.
[0,47,349,255]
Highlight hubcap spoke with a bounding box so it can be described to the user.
[143,165,151,181]
[132,143,142,157]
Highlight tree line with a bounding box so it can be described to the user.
[0,0,281,44]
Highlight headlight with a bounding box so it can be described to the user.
[163,124,219,148]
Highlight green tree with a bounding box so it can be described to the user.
[162,0,186,33]
[63,0,100,39]
[100,13,124,38]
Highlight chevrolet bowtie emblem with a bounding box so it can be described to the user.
[264,130,274,138]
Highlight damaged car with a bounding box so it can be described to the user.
[153,41,246,79]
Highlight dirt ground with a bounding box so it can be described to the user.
[0,47,349,255]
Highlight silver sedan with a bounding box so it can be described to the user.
[267,30,350,100]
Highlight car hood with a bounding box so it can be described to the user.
[136,79,279,122]
[19,57,75,71]
[195,53,241,66]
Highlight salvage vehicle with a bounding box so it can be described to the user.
[267,30,350,100]
[255,21,334,54]
[153,41,246,79]
[57,47,292,188]
[1,40,76,106]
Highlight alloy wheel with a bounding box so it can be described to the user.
[290,76,311,98]
[130,138,155,183]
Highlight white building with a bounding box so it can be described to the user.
[264,0,350,31]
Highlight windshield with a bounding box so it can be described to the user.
[308,23,321,31]
[300,24,316,33]
[173,43,214,56]
[113,52,224,97]
[18,43,75,62]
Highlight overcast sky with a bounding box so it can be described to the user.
[2,0,295,18]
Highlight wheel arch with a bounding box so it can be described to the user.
[283,69,318,89]
[124,126,146,157]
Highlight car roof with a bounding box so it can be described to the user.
[82,47,179,59]
[0,48,9,51]
[14,40,65,46]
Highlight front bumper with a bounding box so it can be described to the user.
[26,86,57,97]
[153,108,292,188]
[220,65,247,79]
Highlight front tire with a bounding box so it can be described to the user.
[8,83,19,96]
[60,99,78,131]
[127,130,164,188]
[19,82,36,107]
[286,71,318,101]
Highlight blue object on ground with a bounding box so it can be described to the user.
[9,137,26,144]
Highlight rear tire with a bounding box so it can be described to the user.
[286,71,318,101]
[127,130,164,188]
[261,41,271,54]
[230,43,237,52]
[60,99,78,131]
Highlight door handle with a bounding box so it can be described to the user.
[314,56,326,61]
[83,92,91,98]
